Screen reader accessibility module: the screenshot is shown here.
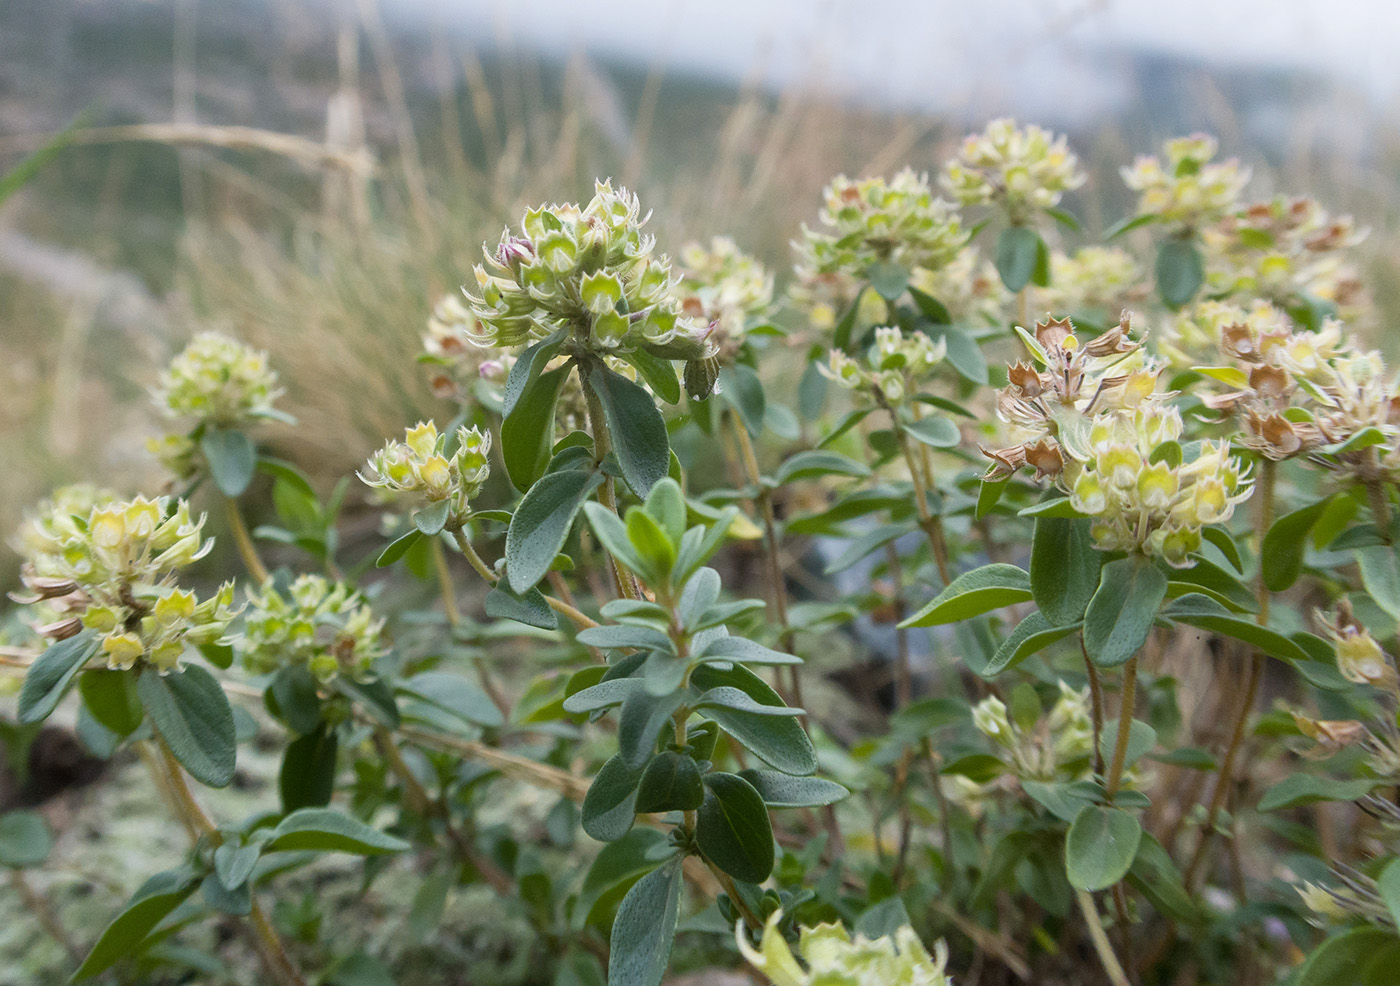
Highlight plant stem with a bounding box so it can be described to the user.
[1105,658,1138,800]
[1184,458,1277,893]
[447,527,596,631]
[711,864,763,932]
[1075,889,1132,986]
[150,739,306,986]
[885,543,913,708]
[429,537,462,626]
[883,401,952,585]
[1082,640,1106,780]
[727,411,805,708]
[223,495,269,584]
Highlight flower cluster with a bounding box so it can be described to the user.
[148,331,283,482]
[794,169,966,283]
[360,422,491,525]
[676,236,774,358]
[152,331,282,426]
[973,682,1095,782]
[983,315,1155,481]
[818,326,946,405]
[238,575,384,682]
[737,912,950,986]
[1068,407,1252,565]
[1044,245,1145,315]
[1121,134,1250,230]
[15,493,235,671]
[421,292,507,400]
[1158,298,1289,369]
[942,118,1085,224]
[463,180,711,365]
[1205,197,1366,312]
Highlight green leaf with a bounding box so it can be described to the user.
[723,363,767,439]
[983,613,1080,677]
[899,564,1032,628]
[484,583,559,631]
[1261,495,1336,591]
[1125,834,1197,924]
[1298,928,1400,986]
[832,287,867,352]
[903,415,961,448]
[618,690,685,767]
[591,364,671,497]
[1103,212,1158,240]
[0,115,83,207]
[908,287,952,325]
[138,665,237,788]
[201,869,252,916]
[1046,206,1081,231]
[623,349,682,405]
[1021,780,1100,824]
[736,770,849,808]
[1155,237,1204,309]
[1257,774,1382,812]
[73,869,200,980]
[400,671,505,729]
[0,811,51,868]
[693,686,804,718]
[608,856,684,986]
[634,752,705,813]
[1064,805,1142,891]
[696,635,801,667]
[506,467,605,593]
[376,527,423,568]
[201,428,258,498]
[501,331,568,491]
[1099,719,1157,772]
[867,261,910,301]
[1201,526,1243,572]
[626,508,676,584]
[214,843,261,892]
[1017,496,1085,519]
[18,631,98,725]
[995,226,1044,293]
[1379,859,1400,933]
[976,477,1009,519]
[583,755,645,842]
[1357,543,1400,622]
[75,667,142,739]
[696,772,774,883]
[688,664,816,776]
[1162,594,1316,663]
[279,723,338,812]
[414,499,452,537]
[774,450,871,485]
[919,323,988,385]
[264,808,410,855]
[267,664,323,735]
[1083,556,1167,668]
[1030,515,1101,626]
[1167,557,1258,614]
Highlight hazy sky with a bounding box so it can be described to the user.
[390,0,1400,120]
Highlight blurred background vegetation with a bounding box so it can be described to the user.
[4,0,1400,574]
[3,2,1400,982]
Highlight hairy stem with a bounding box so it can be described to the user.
[1076,889,1132,986]
[1184,457,1277,893]
[429,537,462,626]
[882,400,952,585]
[223,495,269,584]
[1105,657,1138,800]
[1082,640,1107,780]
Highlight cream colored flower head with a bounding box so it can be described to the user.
[737,910,951,986]
[360,421,492,526]
[153,331,282,426]
[943,118,1085,224]
[239,574,385,682]
[1121,133,1249,230]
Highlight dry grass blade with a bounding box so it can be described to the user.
[0,125,376,176]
